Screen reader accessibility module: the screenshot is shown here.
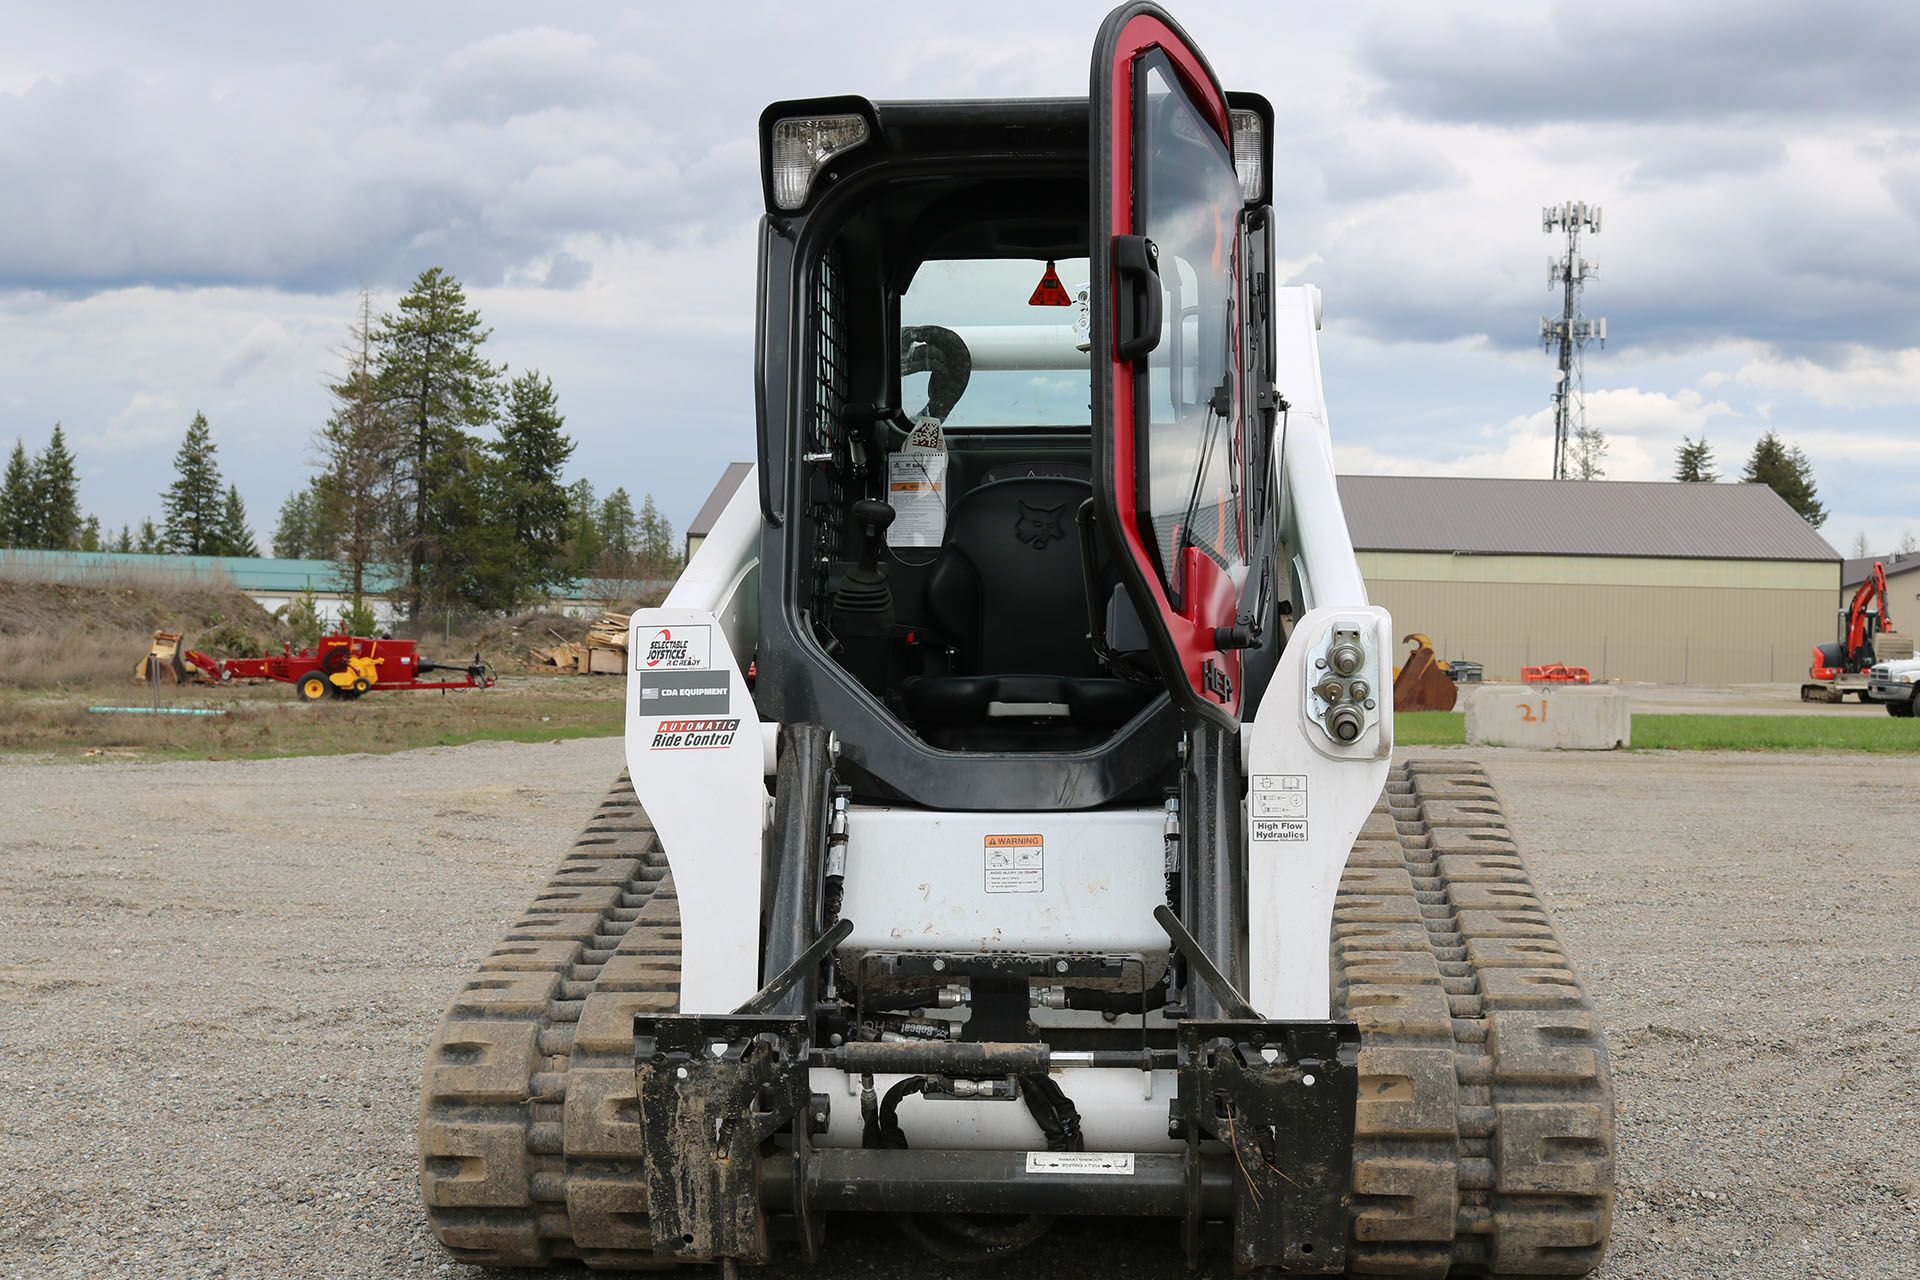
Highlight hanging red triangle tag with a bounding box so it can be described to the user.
[1028,260,1071,306]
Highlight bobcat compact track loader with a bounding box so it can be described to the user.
[420,5,1615,1272]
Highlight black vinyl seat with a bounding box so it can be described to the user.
[901,475,1158,749]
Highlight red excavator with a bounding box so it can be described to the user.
[1803,562,1911,702]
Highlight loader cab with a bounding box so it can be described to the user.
[751,25,1277,810]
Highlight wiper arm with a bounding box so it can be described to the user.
[1176,378,1232,560]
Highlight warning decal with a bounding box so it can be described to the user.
[1025,1151,1135,1175]
[1250,774,1309,843]
[984,834,1044,894]
[1028,259,1072,306]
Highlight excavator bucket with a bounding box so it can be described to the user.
[134,630,190,685]
[1393,633,1457,711]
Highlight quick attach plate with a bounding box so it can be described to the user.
[1177,1019,1360,1274]
[632,1014,810,1263]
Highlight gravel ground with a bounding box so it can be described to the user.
[2,738,1916,1279]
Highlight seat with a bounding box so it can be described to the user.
[901,475,1158,748]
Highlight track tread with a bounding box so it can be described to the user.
[1335,760,1615,1277]
[421,773,682,1270]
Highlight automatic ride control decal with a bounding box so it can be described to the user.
[1249,773,1308,843]
[648,717,741,750]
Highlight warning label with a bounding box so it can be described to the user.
[648,717,741,750]
[638,625,710,671]
[1251,775,1309,843]
[1025,1151,1135,1175]
[984,834,1044,894]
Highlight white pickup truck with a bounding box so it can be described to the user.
[1867,656,1920,717]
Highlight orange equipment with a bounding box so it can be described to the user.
[1393,633,1458,711]
[1522,664,1592,684]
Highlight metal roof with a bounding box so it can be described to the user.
[0,548,638,601]
[688,462,753,539]
[1842,553,1920,590]
[1337,476,1839,563]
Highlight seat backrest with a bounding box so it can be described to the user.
[921,476,1099,678]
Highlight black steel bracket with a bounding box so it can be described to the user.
[1176,1019,1360,1274]
[632,1014,811,1263]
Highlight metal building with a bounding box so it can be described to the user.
[1338,476,1841,684]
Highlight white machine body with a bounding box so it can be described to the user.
[626,283,1390,1145]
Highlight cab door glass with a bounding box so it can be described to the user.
[1138,52,1244,604]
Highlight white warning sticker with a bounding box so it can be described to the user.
[984,834,1044,894]
[1251,775,1309,842]
[1025,1151,1136,1175]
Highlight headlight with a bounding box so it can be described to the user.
[1893,673,1916,684]
[769,114,869,210]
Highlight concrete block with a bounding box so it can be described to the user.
[1463,684,1630,751]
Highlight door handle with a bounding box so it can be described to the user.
[1112,234,1162,361]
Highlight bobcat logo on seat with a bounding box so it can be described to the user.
[1014,500,1068,550]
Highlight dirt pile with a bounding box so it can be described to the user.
[0,570,290,689]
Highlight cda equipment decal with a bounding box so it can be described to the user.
[649,718,741,750]
[638,624,711,671]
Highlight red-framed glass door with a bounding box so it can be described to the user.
[1090,3,1247,726]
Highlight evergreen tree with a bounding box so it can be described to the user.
[1741,430,1826,527]
[112,524,132,554]
[1674,435,1718,483]
[637,493,679,576]
[219,484,259,557]
[429,439,522,612]
[373,267,503,618]
[1569,425,1607,481]
[32,424,82,547]
[161,413,228,554]
[78,515,101,551]
[320,289,403,604]
[0,440,35,546]
[136,517,159,553]
[596,487,638,577]
[272,487,319,558]
[495,370,577,597]
[563,479,603,580]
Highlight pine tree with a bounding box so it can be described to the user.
[320,289,403,604]
[1569,425,1607,481]
[32,424,82,547]
[563,479,602,580]
[0,440,35,546]
[633,491,679,575]
[373,267,503,618]
[136,517,159,553]
[78,515,101,551]
[161,413,228,554]
[112,524,132,554]
[596,487,638,578]
[1741,430,1826,527]
[495,370,577,597]
[218,484,259,557]
[273,487,318,558]
[1674,435,1718,483]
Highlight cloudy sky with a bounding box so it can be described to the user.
[2,0,1916,553]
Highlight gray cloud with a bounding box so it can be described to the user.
[1360,0,1920,126]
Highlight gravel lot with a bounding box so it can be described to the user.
[3,737,1916,1279]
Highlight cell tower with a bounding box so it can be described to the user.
[1539,201,1607,479]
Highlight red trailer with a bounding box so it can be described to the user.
[186,635,495,701]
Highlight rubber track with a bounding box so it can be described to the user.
[1333,760,1615,1277]
[420,772,684,1270]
